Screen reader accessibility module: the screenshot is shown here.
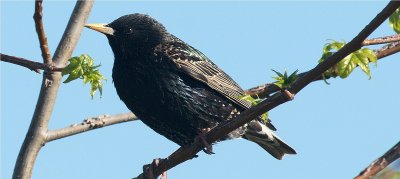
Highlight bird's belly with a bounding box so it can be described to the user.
[113,69,241,146]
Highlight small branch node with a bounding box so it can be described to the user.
[283,89,295,100]
[82,114,110,128]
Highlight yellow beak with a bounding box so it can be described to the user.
[84,23,114,36]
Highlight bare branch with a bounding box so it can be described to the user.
[362,34,400,46]
[134,2,400,178]
[46,113,138,142]
[13,1,93,179]
[52,1,93,67]
[245,83,279,98]
[375,41,400,59]
[355,141,400,179]
[33,0,52,64]
[0,53,63,73]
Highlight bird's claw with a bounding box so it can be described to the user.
[195,128,214,155]
[143,158,167,179]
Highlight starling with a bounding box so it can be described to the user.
[85,13,296,159]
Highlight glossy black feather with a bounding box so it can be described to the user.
[101,14,295,158]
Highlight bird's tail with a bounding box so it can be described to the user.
[243,120,296,160]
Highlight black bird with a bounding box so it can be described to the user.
[85,14,296,159]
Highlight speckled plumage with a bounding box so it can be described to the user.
[91,13,296,159]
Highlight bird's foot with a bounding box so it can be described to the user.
[195,128,214,155]
[143,158,167,179]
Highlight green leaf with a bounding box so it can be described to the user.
[61,54,107,98]
[319,40,377,80]
[389,8,400,34]
[260,112,269,122]
[241,94,257,105]
[272,69,298,89]
[271,69,283,77]
[287,70,299,83]
[353,52,370,78]
[360,48,377,66]
[98,82,103,96]
[323,40,345,53]
[240,95,269,123]
[337,55,351,78]
[63,71,80,83]
[61,57,80,76]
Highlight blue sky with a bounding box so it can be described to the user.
[1,1,399,179]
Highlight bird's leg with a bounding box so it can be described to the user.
[143,158,167,179]
[195,128,214,154]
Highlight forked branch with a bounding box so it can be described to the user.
[12,1,94,179]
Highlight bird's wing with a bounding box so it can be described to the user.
[156,37,277,131]
[156,38,252,110]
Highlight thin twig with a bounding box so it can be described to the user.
[362,34,400,46]
[46,113,137,142]
[33,0,52,64]
[134,2,400,178]
[355,141,400,179]
[0,53,63,73]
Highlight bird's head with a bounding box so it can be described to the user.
[85,13,167,54]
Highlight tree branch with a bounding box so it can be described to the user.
[375,41,400,59]
[134,1,400,178]
[12,1,93,179]
[0,53,63,73]
[33,0,52,64]
[362,34,400,46]
[355,141,400,179]
[46,113,138,142]
[52,2,92,67]
[245,35,400,99]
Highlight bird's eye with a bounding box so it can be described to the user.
[124,28,134,34]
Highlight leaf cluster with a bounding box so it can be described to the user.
[62,54,106,98]
[272,69,299,89]
[319,40,377,81]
